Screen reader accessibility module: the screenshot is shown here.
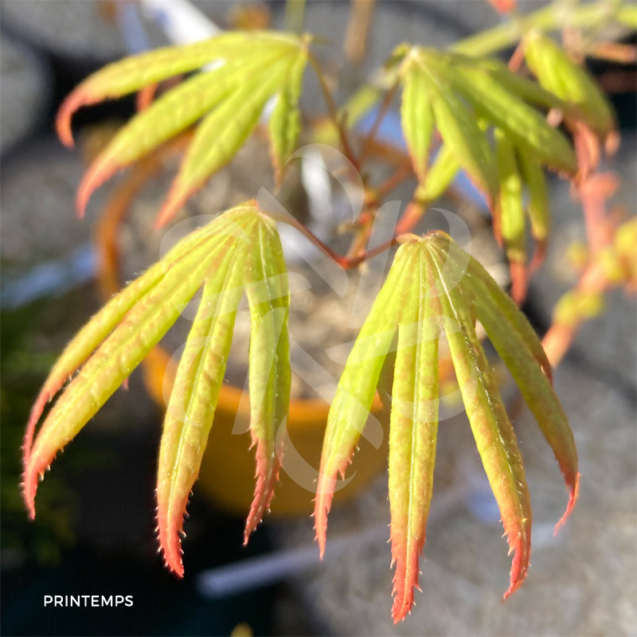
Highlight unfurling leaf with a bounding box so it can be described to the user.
[57,32,310,224]
[524,31,616,143]
[315,232,578,623]
[23,202,291,577]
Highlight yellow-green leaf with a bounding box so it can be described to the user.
[518,149,550,267]
[244,214,291,541]
[388,247,441,623]
[495,129,527,301]
[446,63,578,176]
[317,231,579,622]
[524,31,615,141]
[78,47,295,214]
[432,236,579,530]
[156,60,295,226]
[57,32,300,143]
[56,32,310,222]
[314,247,415,556]
[269,50,308,185]
[401,64,435,183]
[157,241,247,576]
[415,144,460,203]
[24,203,293,580]
[473,57,566,112]
[24,227,238,518]
[416,59,498,200]
[21,222,223,468]
[428,244,532,600]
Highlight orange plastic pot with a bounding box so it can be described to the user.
[92,149,390,517]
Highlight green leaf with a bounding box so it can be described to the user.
[56,32,310,222]
[24,226,237,518]
[56,32,300,145]
[269,50,308,186]
[430,249,532,601]
[445,63,578,176]
[317,232,579,622]
[401,64,435,183]
[388,248,441,623]
[24,203,293,577]
[156,59,297,226]
[244,215,291,541]
[415,144,460,203]
[524,31,615,141]
[495,129,527,300]
[157,241,247,577]
[431,235,553,379]
[21,222,221,468]
[518,149,550,250]
[414,55,498,200]
[473,57,567,112]
[78,47,295,214]
[314,246,415,556]
[432,236,579,529]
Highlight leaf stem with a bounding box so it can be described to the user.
[266,207,396,269]
[308,52,362,172]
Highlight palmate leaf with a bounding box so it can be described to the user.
[399,49,498,201]
[23,203,291,576]
[56,32,310,225]
[395,45,578,204]
[443,62,578,176]
[315,232,578,623]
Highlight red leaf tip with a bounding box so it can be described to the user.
[22,450,53,522]
[502,530,530,601]
[392,599,413,624]
[56,89,97,148]
[510,260,529,305]
[22,390,51,470]
[76,155,119,218]
[554,472,580,536]
[22,470,37,521]
[243,440,283,545]
[313,471,337,560]
[157,496,189,578]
